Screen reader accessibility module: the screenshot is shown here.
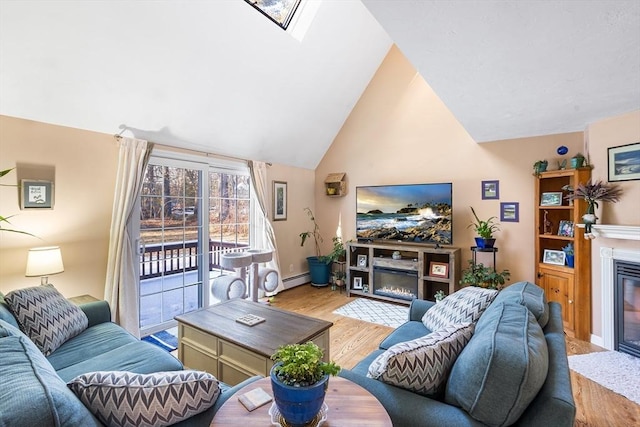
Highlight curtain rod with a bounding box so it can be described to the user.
[113,131,271,166]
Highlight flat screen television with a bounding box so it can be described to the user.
[356,183,453,245]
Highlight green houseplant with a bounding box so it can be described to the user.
[460,261,511,290]
[300,208,342,286]
[533,160,548,175]
[468,206,499,249]
[270,342,340,426]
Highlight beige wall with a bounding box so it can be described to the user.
[585,110,640,338]
[0,115,317,299]
[315,46,585,284]
[0,115,118,298]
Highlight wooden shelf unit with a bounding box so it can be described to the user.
[346,241,461,305]
[534,167,591,340]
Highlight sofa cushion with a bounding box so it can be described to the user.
[422,286,498,331]
[493,281,549,327]
[0,320,101,426]
[68,370,221,427]
[5,284,88,355]
[445,302,549,427]
[368,323,474,396]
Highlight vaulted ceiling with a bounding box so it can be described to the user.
[1,1,638,169]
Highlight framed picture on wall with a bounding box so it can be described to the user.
[500,202,519,222]
[608,142,640,182]
[481,180,499,200]
[272,181,287,221]
[21,180,54,209]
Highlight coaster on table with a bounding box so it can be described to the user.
[238,387,272,411]
[235,314,266,326]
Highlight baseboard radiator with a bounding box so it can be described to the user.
[283,273,310,289]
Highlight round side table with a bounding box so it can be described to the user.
[211,376,392,426]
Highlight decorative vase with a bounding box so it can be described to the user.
[566,255,575,268]
[270,364,329,427]
[392,251,401,260]
[475,237,496,249]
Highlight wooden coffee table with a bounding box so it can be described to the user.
[175,299,332,386]
[211,376,392,426]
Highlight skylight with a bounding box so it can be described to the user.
[245,0,302,30]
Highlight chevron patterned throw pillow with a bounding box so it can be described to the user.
[67,370,220,427]
[421,286,498,331]
[5,284,88,356]
[367,323,475,395]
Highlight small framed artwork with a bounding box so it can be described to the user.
[481,180,499,200]
[429,261,449,278]
[357,254,367,268]
[608,142,640,182]
[543,249,566,266]
[557,220,574,237]
[21,180,54,209]
[500,202,519,222]
[272,181,287,221]
[540,192,563,206]
[353,277,363,290]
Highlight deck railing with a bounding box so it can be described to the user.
[139,240,249,279]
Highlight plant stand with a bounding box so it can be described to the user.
[471,247,498,272]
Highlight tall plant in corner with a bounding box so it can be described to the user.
[0,168,35,236]
[299,207,333,286]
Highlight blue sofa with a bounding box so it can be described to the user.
[0,294,259,426]
[339,282,576,427]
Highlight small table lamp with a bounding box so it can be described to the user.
[25,246,64,285]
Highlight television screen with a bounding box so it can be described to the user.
[356,183,452,245]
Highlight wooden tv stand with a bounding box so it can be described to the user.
[346,241,461,305]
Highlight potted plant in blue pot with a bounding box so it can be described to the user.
[300,208,345,286]
[270,342,340,427]
[468,207,500,249]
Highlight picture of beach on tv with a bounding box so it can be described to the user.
[356,183,453,245]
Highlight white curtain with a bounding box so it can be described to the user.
[104,137,153,337]
[249,161,284,294]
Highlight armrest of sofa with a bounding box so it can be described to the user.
[79,301,112,327]
[409,298,435,321]
[339,369,484,427]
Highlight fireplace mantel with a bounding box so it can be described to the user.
[576,224,640,240]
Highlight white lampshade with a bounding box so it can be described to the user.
[26,246,64,284]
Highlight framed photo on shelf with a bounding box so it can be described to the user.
[540,192,563,206]
[608,142,640,182]
[272,181,287,221]
[500,202,519,222]
[429,261,449,278]
[543,249,566,266]
[21,180,54,209]
[481,180,499,200]
[557,220,574,237]
[357,254,367,267]
[353,277,363,290]
[363,284,369,293]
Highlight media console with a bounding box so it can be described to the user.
[346,241,461,305]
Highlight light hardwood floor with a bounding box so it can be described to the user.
[268,284,640,427]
